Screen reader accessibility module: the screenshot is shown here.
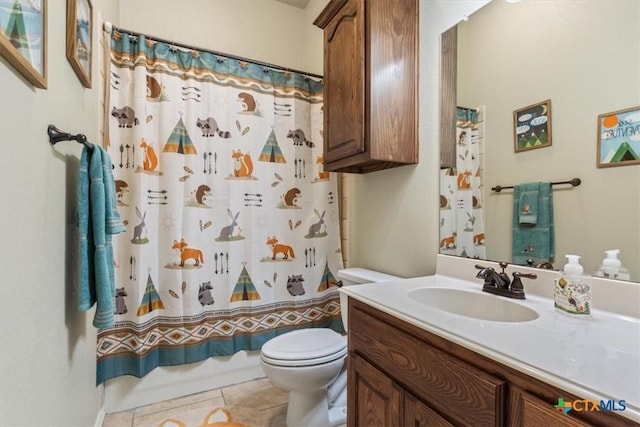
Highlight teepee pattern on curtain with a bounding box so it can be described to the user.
[439,107,486,259]
[97,31,343,383]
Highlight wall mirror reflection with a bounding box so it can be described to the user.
[439,0,639,282]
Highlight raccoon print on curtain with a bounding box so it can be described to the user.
[97,30,343,383]
[439,107,486,259]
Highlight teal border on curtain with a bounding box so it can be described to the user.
[111,32,324,94]
[98,317,343,383]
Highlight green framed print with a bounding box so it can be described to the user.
[597,106,640,168]
[66,0,92,88]
[0,0,47,88]
[513,99,552,153]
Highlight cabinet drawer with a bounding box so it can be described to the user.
[350,304,505,427]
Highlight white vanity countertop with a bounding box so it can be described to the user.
[341,274,640,422]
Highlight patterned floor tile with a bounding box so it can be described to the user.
[134,388,223,418]
[221,378,288,411]
[103,409,135,427]
[132,396,226,427]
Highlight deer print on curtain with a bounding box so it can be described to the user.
[98,31,343,383]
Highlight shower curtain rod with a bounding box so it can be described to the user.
[102,21,323,80]
[491,178,581,193]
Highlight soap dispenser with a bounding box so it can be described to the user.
[554,255,591,315]
[563,255,583,277]
[597,249,631,280]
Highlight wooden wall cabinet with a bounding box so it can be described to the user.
[314,0,418,173]
[348,298,637,427]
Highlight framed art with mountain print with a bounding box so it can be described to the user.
[66,0,92,88]
[597,106,640,168]
[0,0,47,88]
[513,99,552,153]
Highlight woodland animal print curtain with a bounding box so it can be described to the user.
[97,30,343,383]
[439,107,486,259]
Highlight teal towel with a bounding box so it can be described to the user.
[78,144,126,329]
[512,182,554,265]
[518,183,539,224]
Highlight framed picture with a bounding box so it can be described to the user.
[0,0,47,88]
[513,99,552,152]
[66,0,92,88]
[597,106,640,168]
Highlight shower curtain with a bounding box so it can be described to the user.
[439,107,486,259]
[97,30,343,383]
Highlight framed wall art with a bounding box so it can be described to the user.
[597,106,640,168]
[66,0,92,88]
[513,99,552,153]
[0,0,47,88]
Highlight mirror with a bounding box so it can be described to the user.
[439,0,639,282]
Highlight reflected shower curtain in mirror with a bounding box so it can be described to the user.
[97,30,343,383]
[439,107,486,259]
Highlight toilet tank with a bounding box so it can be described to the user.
[337,268,401,332]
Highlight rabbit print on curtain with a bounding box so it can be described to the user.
[97,31,343,383]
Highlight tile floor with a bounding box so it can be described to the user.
[102,377,289,427]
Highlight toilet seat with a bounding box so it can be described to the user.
[261,329,347,367]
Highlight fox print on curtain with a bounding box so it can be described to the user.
[439,107,486,259]
[97,30,343,383]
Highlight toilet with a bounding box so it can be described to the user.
[260,268,400,427]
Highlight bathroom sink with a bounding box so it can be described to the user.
[408,288,539,322]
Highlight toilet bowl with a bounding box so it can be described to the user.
[260,268,400,427]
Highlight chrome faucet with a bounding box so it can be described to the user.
[475,262,537,300]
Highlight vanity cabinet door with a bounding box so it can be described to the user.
[348,354,403,426]
[405,393,455,427]
[314,0,419,173]
[510,387,589,427]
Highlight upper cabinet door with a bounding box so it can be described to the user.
[367,0,418,164]
[323,0,365,163]
[315,0,418,173]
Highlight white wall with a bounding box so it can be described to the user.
[0,2,119,426]
[457,0,640,279]
[345,0,490,278]
[117,0,327,76]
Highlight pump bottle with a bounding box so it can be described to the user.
[554,255,591,315]
[597,249,630,281]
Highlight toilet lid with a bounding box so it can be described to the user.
[261,329,347,367]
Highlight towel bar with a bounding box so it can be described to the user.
[492,178,581,193]
[47,125,92,149]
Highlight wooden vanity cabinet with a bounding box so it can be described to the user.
[313,0,418,173]
[350,353,455,427]
[347,298,638,427]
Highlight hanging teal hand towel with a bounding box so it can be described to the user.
[512,182,554,265]
[78,144,126,329]
[518,183,539,224]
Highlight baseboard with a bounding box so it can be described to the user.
[94,407,106,427]
[104,351,263,413]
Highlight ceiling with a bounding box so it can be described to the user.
[275,0,311,9]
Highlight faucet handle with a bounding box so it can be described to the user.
[510,271,537,292]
